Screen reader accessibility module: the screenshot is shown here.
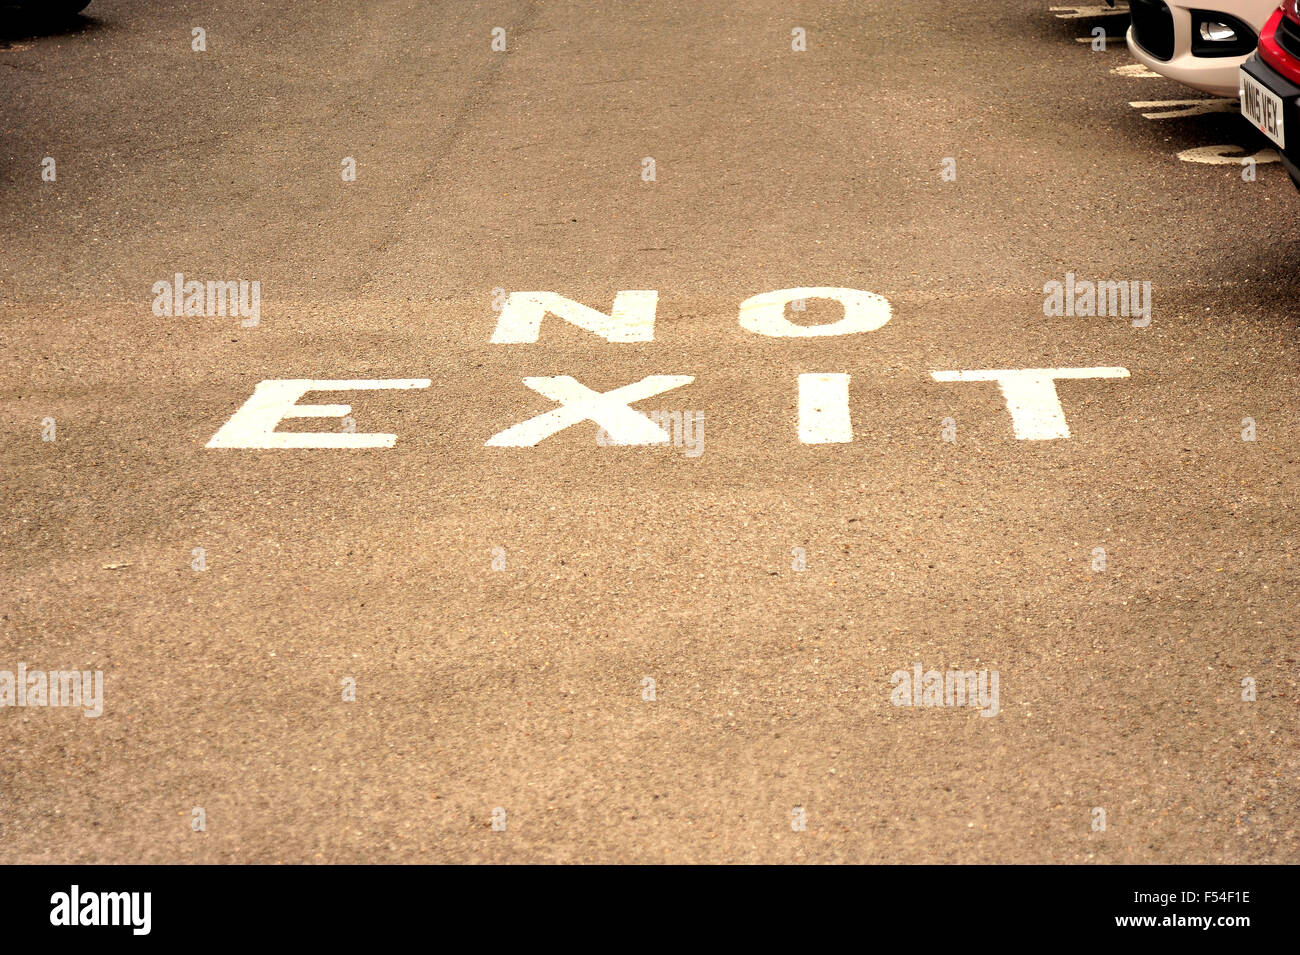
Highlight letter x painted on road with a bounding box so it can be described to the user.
[485,375,695,447]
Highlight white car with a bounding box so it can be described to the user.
[1128,0,1280,95]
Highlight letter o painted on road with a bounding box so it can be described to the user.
[738,287,891,338]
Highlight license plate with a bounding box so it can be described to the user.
[1241,69,1286,149]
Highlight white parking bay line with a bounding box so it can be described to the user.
[1129,98,1238,120]
[1112,64,1162,78]
[1052,4,1130,18]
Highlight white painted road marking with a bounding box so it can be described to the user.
[207,367,1135,448]
[1111,64,1161,78]
[490,287,892,343]
[1177,145,1280,165]
[1051,4,1128,18]
[485,374,694,447]
[929,367,1129,440]
[206,281,1122,451]
[737,287,891,338]
[797,374,852,444]
[490,290,658,343]
[1129,98,1237,120]
[206,379,432,449]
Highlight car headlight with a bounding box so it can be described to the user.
[1198,21,1239,43]
[1190,11,1258,56]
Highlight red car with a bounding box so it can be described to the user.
[1240,2,1300,189]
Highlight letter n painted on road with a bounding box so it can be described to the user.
[489,291,658,343]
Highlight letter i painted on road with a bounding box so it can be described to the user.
[797,374,852,443]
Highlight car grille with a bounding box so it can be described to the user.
[1130,0,1175,61]
[1279,14,1300,61]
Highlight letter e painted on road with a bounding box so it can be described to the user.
[206,379,431,449]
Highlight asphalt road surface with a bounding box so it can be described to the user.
[2,0,1297,864]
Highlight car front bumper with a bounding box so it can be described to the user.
[1127,0,1272,97]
